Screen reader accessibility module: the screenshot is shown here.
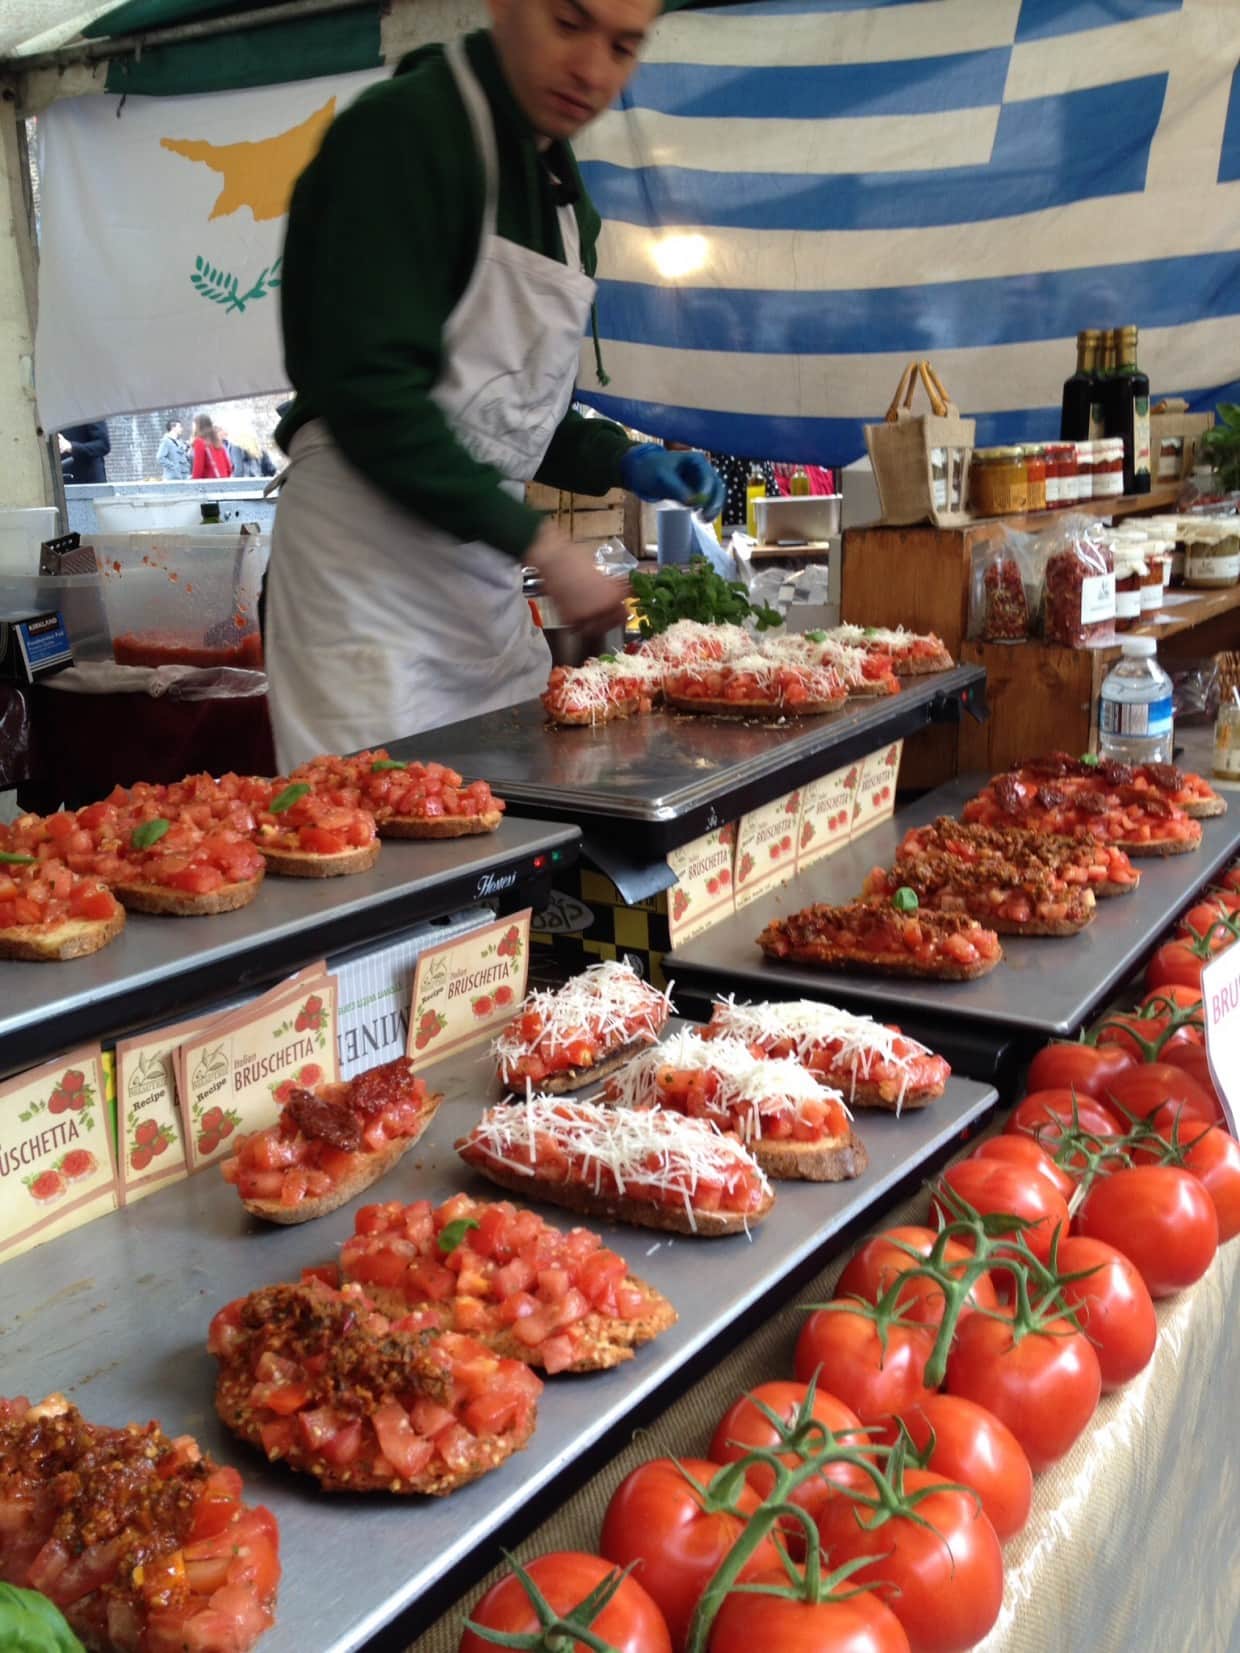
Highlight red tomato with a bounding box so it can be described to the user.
[1074,1166,1218,1298]
[794,1307,936,1424]
[1178,902,1240,952]
[945,1309,1102,1472]
[1054,1235,1157,1391]
[1156,1043,1224,1124]
[815,1468,1004,1653]
[970,1135,1074,1201]
[600,1459,779,1651]
[1094,1009,1171,1064]
[834,1226,998,1328]
[1135,1117,1240,1244]
[460,1552,672,1653]
[1139,983,1204,1019]
[1025,1041,1135,1099]
[1220,866,1240,894]
[935,1160,1070,1266]
[708,1381,867,1528]
[1101,1063,1218,1126]
[879,1394,1032,1542]
[1145,939,1209,994]
[1007,1091,1125,1170]
[707,1569,910,1653]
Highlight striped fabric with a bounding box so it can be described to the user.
[573,0,1240,464]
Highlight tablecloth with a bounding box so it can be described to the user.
[407,1181,1240,1653]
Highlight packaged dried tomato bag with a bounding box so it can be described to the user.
[1040,514,1116,647]
[969,534,1032,642]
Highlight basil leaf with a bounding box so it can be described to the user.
[370,759,408,773]
[269,782,311,814]
[892,886,920,913]
[0,851,36,865]
[805,630,827,643]
[438,1216,481,1255]
[0,1582,87,1652]
[1079,752,1101,767]
[130,818,170,851]
[596,652,617,664]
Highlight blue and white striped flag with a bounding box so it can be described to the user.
[574,0,1240,463]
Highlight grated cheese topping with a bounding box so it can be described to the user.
[545,659,645,719]
[493,960,674,1071]
[462,1091,773,1231]
[636,621,750,665]
[829,624,940,652]
[708,995,942,1110]
[608,1028,849,1142]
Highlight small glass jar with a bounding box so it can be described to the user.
[970,447,1028,516]
[1215,696,1240,782]
[1112,547,1145,630]
[1157,436,1184,482]
[1140,540,1169,613]
[1022,445,1048,511]
[1095,438,1125,499]
[1184,522,1240,589]
[1051,442,1078,507]
[1073,440,1096,501]
[930,447,949,511]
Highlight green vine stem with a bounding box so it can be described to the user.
[462,1552,637,1653]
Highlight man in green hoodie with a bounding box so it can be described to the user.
[265,0,724,766]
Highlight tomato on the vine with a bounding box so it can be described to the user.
[834,1226,997,1328]
[1007,1091,1125,1171]
[599,1459,779,1652]
[461,1552,672,1653]
[794,1307,936,1424]
[1025,1041,1135,1099]
[1074,1166,1218,1298]
[709,1381,866,1530]
[1054,1235,1157,1391]
[945,1308,1102,1472]
[878,1394,1032,1541]
[1133,1117,1240,1244]
[707,1568,911,1653]
[969,1134,1074,1201]
[1101,1062,1218,1125]
[1177,901,1240,951]
[1156,1043,1224,1124]
[1145,939,1211,994]
[935,1159,1070,1266]
[815,1468,1004,1653]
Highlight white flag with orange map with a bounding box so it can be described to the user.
[35,70,383,431]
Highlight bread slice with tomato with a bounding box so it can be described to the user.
[96,814,268,916]
[0,854,126,961]
[252,781,382,877]
[221,1057,440,1224]
[291,751,506,839]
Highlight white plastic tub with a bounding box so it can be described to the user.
[0,507,59,576]
[93,496,207,533]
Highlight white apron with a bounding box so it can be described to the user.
[264,39,597,769]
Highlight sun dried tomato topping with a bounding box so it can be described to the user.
[349,1055,419,1117]
[992,774,1027,816]
[1095,760,1135,788]
[1142,762,1184,793]
[288,1089,363,1151]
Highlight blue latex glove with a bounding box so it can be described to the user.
[621,444,725,520]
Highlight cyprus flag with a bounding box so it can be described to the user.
[35,70,382,430]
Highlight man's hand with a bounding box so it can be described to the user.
[57,434,72,456]
[621,444,725,520]
[528,521,628,633]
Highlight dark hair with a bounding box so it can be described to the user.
[164,417,180,432]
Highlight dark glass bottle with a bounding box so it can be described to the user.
[1060,329,1101,440]
[1105,325,1152,495]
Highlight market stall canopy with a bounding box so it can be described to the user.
[26,0,1240,464]
[0,2,119,56]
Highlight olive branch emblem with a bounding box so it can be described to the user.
[189,254,282,315]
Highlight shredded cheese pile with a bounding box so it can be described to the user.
[494,961,674,1071]
[463,1092,772,1231]
[608,1028,849,1142]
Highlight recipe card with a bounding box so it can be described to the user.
[115,1015,209,1205]
[0,1045,118,1264]
[667,822,737,946]
[733,788,803,912]
[851,740,904,839]
[408,909,531,1072]
[796,761,863,872]
[177,970,339,1172]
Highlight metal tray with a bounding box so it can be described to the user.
[396,666,986,855]
[666,775,1240,1042]
[0,819,578,1080]
[0,1034,996,1653]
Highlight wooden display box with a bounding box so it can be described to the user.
[526,482,629,548]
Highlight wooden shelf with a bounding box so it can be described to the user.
[1133,581,1240,641]
[997,483,1180,535]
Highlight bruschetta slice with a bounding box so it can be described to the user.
[495,960,673,1094]
[0,854,125,960]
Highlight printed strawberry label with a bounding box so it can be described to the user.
[177,972,339,1171]
[409,910,531,1071]
[115,1021,202,1205]
[797,761,863,871]
[734,790,802,912]
[666,824,737,946]
[0,1046,118,1262]
[851,740,904,840]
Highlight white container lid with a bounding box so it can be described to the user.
[1121,635,1157,658]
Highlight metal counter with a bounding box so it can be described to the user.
[0,1036,996,1651]
[0,819,578,1079]
[395,667,986,856]
[665,775,1240,1044]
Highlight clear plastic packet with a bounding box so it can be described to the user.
[1040,513,1116,647]
[968,532,1033,642]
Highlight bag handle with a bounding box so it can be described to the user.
[919,360,951,416]
[885,360,954,420]
[885,362,918,423]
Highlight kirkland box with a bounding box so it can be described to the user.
[0,611,73,681]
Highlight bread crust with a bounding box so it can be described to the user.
[757,929,1000,981]
[544,698,640,727]
[1180,796,1226,819]
[458,1153,775,1236]
[665,693,845,719]
[0,906,125,961]
[112,871,264,915]
[751,1128,869,1182]
[1113,830,1202,857]
[500,1035,652,1097]
[258,838,381,878]
[378,810,502,840]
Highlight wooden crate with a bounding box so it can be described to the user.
[525,483,630,548]
[959,641,1106,772]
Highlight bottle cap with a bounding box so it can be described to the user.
[1120,636,1157,658]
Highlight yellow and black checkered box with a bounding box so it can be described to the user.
[532,865,671,990]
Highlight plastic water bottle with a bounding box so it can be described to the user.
[1098,636,1174,763]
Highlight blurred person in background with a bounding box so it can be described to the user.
[59,422,111,485]
[264,0,722,766]
[191,413,233,480]
[156,418,191,481]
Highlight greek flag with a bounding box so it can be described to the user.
[575,0,1240,463]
